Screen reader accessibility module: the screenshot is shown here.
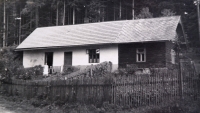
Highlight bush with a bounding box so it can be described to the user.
[14,65,43,80]
[62,65,80,75]
[0,46,24,80]
[91,61,112,77]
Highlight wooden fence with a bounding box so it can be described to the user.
[0,70,199,108]
[112,71,199,107]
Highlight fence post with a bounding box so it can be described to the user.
[178,53,183,99]
[109,61,112,72]
[90,64,93,76]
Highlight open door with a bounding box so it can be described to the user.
[64,52,72,66]
[45,52,53,67]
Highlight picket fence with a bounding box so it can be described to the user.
[0,70,199,108]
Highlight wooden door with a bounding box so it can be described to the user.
[64,52,72,66]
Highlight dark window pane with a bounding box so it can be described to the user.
[137,54,140,61]
[142,54,144,61]
[97,54,99,63]
[89,54,92,63]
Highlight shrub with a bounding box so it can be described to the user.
[91,61,112,77]
[14,65,43,80]
[0,46,24,80]
[112,64,139,77]
[62,65,80,75]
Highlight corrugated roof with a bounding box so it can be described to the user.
[17,16,180,50]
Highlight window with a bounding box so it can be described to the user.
[136,48,146,62]
[88,49,100,63]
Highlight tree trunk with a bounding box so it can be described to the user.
[19,12,21,44]
[3,0,6,47]
[56,1,59,26]
[98,7,100,22]
[197,0,200,41]
[113,1,115,20]
[6,14,8,46]
[63,0,65,25]
[68,7,70,24]
[73,6,75,25]
[132,0,134,19]
[35,6,39,28]
[119,0,121,20]
[49,8,52,26]
[30,11,32,30]
[102,7,104,22]
[13,0,17,45]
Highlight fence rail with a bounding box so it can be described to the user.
[0,71,199,107]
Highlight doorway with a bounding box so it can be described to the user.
[45,52,53,67]
[64,52,72,66]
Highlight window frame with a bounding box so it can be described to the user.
[136,48,146,62]
[88,49,100,63]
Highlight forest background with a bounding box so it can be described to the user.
[0,0,199,48]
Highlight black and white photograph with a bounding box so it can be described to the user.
[0,0,200,112]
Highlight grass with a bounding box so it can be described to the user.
[0,93,200,113]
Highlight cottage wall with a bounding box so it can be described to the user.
[118,42,166,68]
[23,51,45,68]
[23,45,118,71]
[73,45,118,70]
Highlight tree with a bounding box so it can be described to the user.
[135,7,153,19]
[182,0,199,47]
[87,0,105,22]
[67,0,83,24]
[6,0,199,48]
[3,0,6,47]
[22,0,46,28]
[161,9,176,17]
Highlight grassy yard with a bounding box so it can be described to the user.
[0,94,200,113]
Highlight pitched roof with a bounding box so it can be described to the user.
[17,16,181,50]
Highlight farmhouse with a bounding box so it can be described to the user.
[16,16,185,72]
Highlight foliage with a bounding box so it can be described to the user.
[14,65,43,80]
[22,0,46,14]
[0,46,44,81]
[1,0,199,48]
[0,46,23,80]
[91,61,112,77]
[135,7,153,19]
[161,9,176,17]
[135,0,199,48]
[61,61,112,80]
[87,0,105,22]
[116,64,138,76]
[1,93,200,113]
[0,0,134,47]
[62,65,80,75]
